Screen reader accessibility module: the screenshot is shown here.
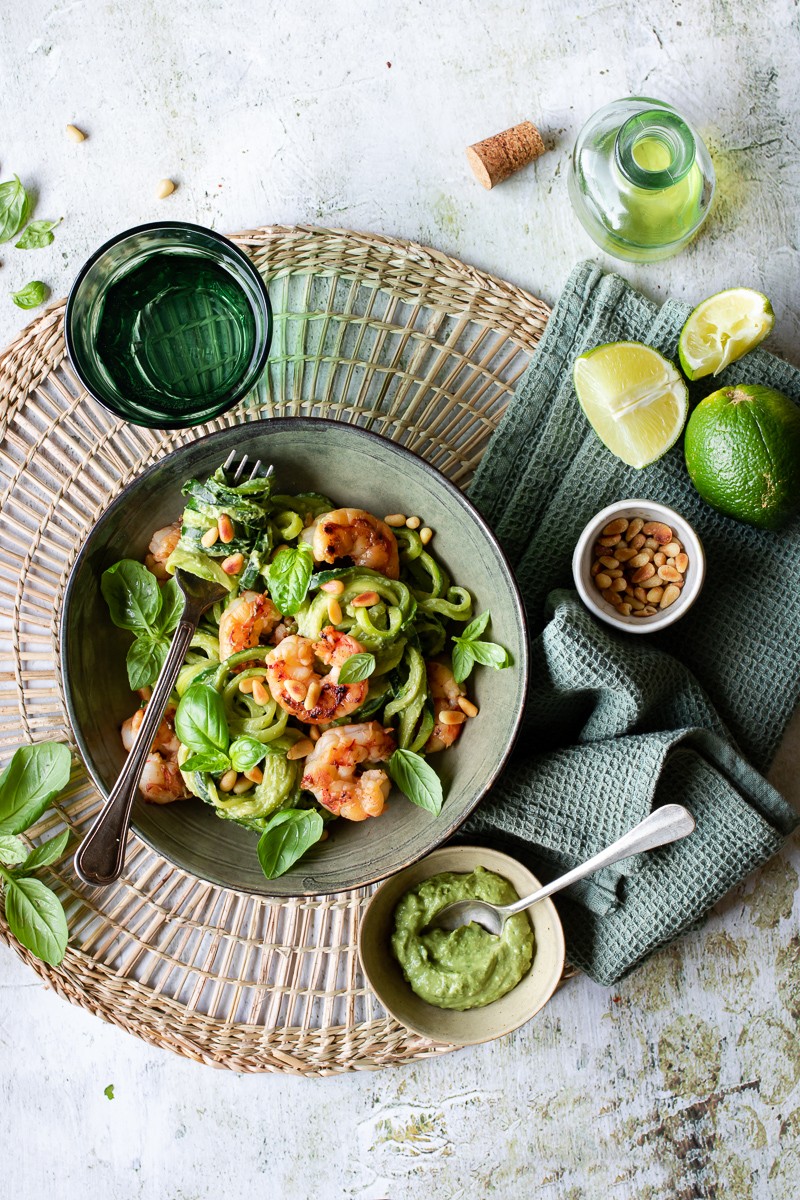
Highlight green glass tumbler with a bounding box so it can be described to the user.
[65,221,272,428]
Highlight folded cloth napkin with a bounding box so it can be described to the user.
[462,260,800,986]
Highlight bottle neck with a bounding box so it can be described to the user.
[615,110,696,190]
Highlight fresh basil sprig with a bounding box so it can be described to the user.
[0,742,72,967]
[257,809,324,879]
[101,560,183,689]
[16,218,62,250]
[267,544,314,615]
[388,748,443,816]
[175,683,230,758]
[337,652,376,685]
[451,609,512,683]
[0,176,31,243]
[229,736,268,772]
[12,280,49,310]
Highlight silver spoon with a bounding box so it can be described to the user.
[427,803,696,936]
[74,452,269,888]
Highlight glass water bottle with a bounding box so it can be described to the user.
[568,97,715,263]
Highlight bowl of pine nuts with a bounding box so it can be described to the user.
[572,499,705,633]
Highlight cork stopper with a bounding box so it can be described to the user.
[466,120,546,189]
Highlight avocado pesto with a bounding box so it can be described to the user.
[391,867,534,1010]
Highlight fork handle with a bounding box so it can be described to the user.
[73,614,199,887]
[504,804,696,917]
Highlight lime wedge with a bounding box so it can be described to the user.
[678,287,774,380]
[573,341,689,470]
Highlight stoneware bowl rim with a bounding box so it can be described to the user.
[60,417,529,896]
[358,844,566,1045]
[572,497,706,634]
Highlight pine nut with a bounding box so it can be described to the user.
[591,561,602,577]
[351,591,380,608]
[384,514,406,527]
[252,680,271,706]
[602,518,629,536]
[309,725,321,741]
[644,537,660,550]
[439,709,467,726]
[674,552,689,573]
[406,516,421,530]
[457,696,479,718]
[626,518,644,541]
[607,569,623,579]
[629,596,645,611]
[420,527,433,545]
[320,580,344,595]
[658,565,682,583]
[599,556,619,569]
[629,533,646,551]
[285,680,307,703]
[304,679,322,710]
[617,603,632,616]
[662,542,681,558]
[156,178,176,198]
[201,526,220,548]
[66,123,86,142]
[646,586,664,604]
[654,552,666,567]
[219,769,238,792]
[221,553,244,575]
[244,766,264,784]
[609,577,627,593]
[595,573,612,590]
[631,563,656,584]
[238,677,255,694]
[615,546,636,562]
[629,552,651,569]
[634,588,648,602]
[598,535,622,547]
[287,738,315,761]
[233,776,253,794]
[602,588,623,607]
[218,514,234,543]
[660,583,681,609]
[642,521,673,544]
[327,598,343,625]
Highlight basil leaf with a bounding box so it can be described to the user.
[0,742,71,835]
[155,576,183,634]
[0,834,27,866]
[3,876,68,966]
[337,652,376,685]
[267,544,314,615]
[451,640,475,684]
[101,559,163,631]
[126,635,168,691]
[465,640,512,670]
[257,809,324,879]
[175,683,229,755]
[388,748,443,816]
[104,1084,115,1100]
[12,280,48,310]
[460,609,491,642]
[181,750,231,774]
[229,736,268,772]
[15,217,62,249]
[0,176,31,243]
[18,829,70,874]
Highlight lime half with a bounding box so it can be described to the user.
[573,341,689,470]
[678,287,774,380]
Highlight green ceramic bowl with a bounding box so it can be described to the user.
[60,419,528,896]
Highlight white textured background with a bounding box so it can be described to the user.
[1,2,800,1197]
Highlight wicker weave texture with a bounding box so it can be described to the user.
[0,225,549,1074]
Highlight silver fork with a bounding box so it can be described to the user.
[74,452,269,887]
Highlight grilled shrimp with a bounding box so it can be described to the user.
[265,627,369,723]
[218,590,282,661]
[301,508,400,579]
[301,722,396,821]
[424,660,466,753]
[144,521,182,581]
[121,703,189,804]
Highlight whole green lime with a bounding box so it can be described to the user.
[684,384,800,530]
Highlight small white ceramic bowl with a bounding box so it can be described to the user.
[572,499,705,634]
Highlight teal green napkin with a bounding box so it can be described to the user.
[462,260,800,986]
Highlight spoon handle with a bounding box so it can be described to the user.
[504,803,696,917]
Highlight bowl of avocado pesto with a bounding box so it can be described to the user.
[358,846,565,1045]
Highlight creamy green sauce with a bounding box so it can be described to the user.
[391,866,535,1010]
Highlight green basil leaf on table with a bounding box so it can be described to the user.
[0,742,71,835]
[460,609,491,642]
[175,683,230,755]
[102,559,163,630]
[126,635,168,691]
[15,217,62,249]
[0,175,31,243]
[229,736,268,772]
[0,834,28,866]
[451,639,475,684]
[257,809,324,879]
[11,280,49,310]
[181,750,231,775]
[17,829,70,874]
[464,640,512,670]
[337,652,376,685]
[3,876,68,966]
[155,576,183,634]
[388,748,443,816]
[267,544,314,614]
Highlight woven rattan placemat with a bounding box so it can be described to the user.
[0,225,550,1074]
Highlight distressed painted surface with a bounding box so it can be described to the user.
[1,1,799,1196]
